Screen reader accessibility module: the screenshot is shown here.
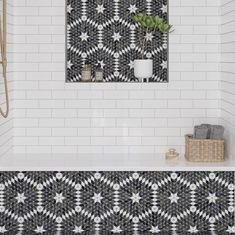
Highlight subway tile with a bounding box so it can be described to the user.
[116,137,141,145]
[104,128,129,137]
[91,137,116,145]
[5,1,230,156]
[91,118,115,128]
[129,128,154,137]
[116,119,141,128]
[39,119,64,127]
[26,128,51,137]
[52,128,77,137]
[77,128,103,137]
[65,119,90,128]
[65,137,90,146]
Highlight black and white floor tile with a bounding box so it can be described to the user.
[0,172,234,234]
[66,0,168,83]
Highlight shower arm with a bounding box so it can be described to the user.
[0,0,9,118]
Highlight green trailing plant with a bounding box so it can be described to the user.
[133,12,173,33]
[132,12,173,58]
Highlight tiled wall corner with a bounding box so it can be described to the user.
[220,0,235,159]
[0,0,14,156]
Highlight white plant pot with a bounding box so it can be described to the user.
[134,59,153,82]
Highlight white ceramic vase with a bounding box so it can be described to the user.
[134,59,153,82]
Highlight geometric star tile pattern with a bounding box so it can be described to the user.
[66,0,168,83]
[0,172,234,234]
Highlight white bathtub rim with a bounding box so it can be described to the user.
[0,153,234,171]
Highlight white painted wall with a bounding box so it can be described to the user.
[11,0,221,155]
[0,0,13,156]
[221,0,235,158]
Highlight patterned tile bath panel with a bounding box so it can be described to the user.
[0,172,234,234]
[66,0,168,82]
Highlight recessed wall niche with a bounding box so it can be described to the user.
[66,0,168,83]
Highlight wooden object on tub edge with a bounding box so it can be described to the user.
[185,134,224,162]
[166,148,179,160]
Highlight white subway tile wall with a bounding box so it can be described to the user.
[11,0,222,154]
[220,0,235,158]
[0,0,13,156]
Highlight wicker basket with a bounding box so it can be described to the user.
[185,134,224,162]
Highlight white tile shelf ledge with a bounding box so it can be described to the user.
[0,154,234,171]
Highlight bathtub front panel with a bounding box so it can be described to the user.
[0,172,234,233]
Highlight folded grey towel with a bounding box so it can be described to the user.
[193,124,224,140]
[210,125,224,140]
[194,125,210,139]
[200,124,211,138]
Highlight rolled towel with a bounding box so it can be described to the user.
[194,125,210,139]
[200,124,211,139]
[210,125,224,140]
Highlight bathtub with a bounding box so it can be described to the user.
[0,153,234,171]
[0,154,234,233]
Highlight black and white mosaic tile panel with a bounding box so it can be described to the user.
[66,0,168,83]
[0,172,234,234]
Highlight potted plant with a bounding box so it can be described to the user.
[132,12,173,82]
